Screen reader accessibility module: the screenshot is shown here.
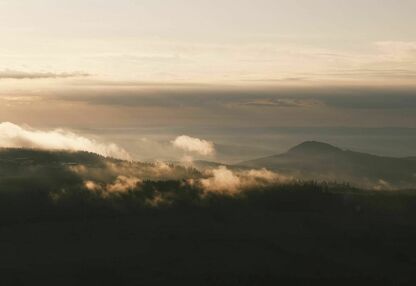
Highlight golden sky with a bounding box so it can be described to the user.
[1,0,416,84]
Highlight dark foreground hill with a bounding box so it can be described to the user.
[239,141,416,189]
[1,148,416,285]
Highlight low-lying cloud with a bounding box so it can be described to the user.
[85,176,141,197]
[201,166,241,193]
[69,159,200,189]
[172,135,215,156]
[69,159,201,201]
[69,158,291,199]
[0,122,130,160]
[200,166,292,194]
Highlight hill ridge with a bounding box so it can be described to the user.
[287,141,342,154]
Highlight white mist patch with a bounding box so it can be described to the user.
[201,166,241,193]
[201,166,292,194]
[106,176,141,193]
[373,179,393,191]
[84,176,141,198]
[0,122,131,160]
[172,135,215,156]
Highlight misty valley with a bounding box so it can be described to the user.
[3,1,416,284]
[1,142,416,285]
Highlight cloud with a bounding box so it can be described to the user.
[238,98,321,108]
[50,84,416,111]
[106,176,141,193]
[200,166,292,194]
[0,122,131,160]
[0,70,90,80]
[69,159,199,185]
[172,135,215,156]
[242,77,307,83]
[201,166,241,193]
[84,176,141,198]
[69,157,292,198]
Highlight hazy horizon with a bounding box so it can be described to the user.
[1,0,416,162]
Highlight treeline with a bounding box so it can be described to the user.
[1,174,416,224]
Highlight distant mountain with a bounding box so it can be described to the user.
[287,141,342,155]
[238,141,416,189]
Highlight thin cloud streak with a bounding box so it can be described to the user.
[0,70,90,80]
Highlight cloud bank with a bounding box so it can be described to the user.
[172,135,215,156]
[0,122,130,160]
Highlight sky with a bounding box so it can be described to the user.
[1,0,416,161]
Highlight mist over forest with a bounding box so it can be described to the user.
[0,144,415,285]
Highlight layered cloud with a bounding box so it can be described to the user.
[0,122,130,160]
[172,135,215,156]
